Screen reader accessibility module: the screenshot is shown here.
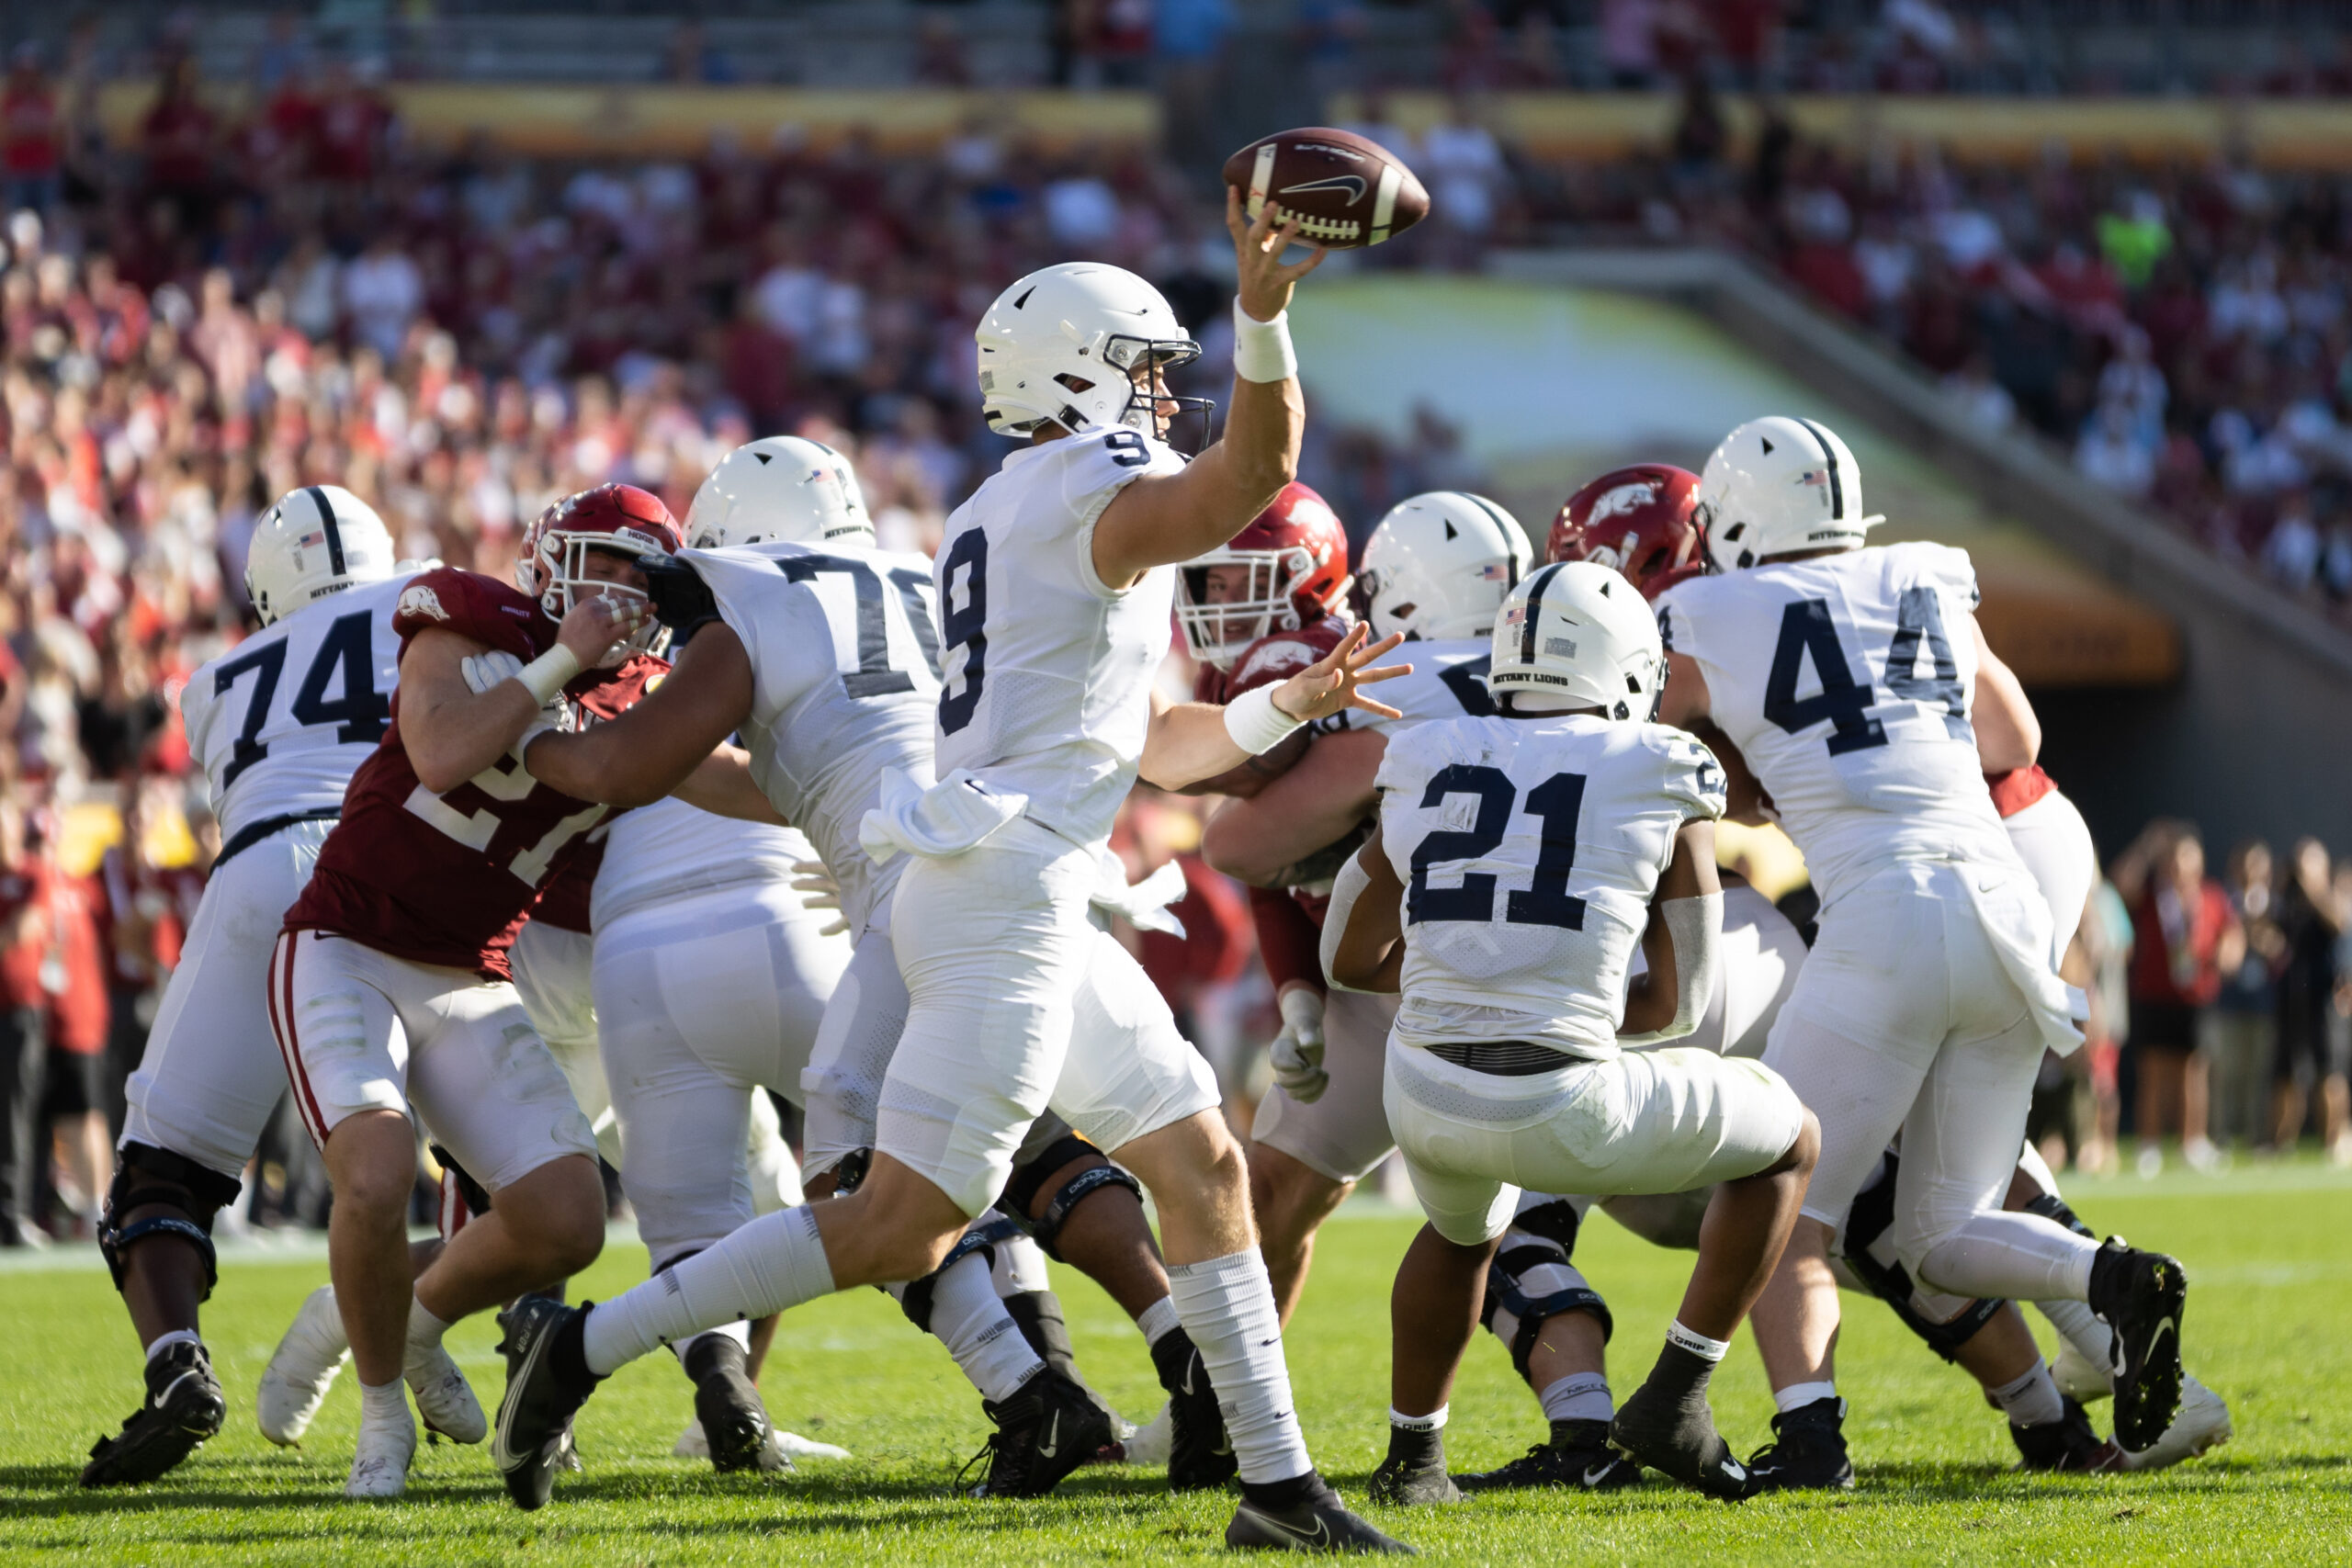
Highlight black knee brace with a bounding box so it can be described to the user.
[1005,1137,1142,1262]
[1841,1150,2004,1361]
[831,1147,874,1196]
[895,1214,1024,1334]
[99,1143,243,1300]
[1480,1238,1613,1378]
[2022,1190,2096,1241]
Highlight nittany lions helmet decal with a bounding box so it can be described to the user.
[1487,559,1665,721]
[1701,416,1883,572]
[244,484,397,626]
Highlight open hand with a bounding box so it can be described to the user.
[554,590,648,668]
[1227,186,1327,324]
[1271,623,1410,726]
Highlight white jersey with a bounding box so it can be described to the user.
[1653,542,2019,906]
[931,426,1187,847]
[1323,637,1497,736]
[590,795,820,933]
[181,573,413,848]
[685,540,941,933]
[1627,879,1806,1060]
[1377,713,1726,1060]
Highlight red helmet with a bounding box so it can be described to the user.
[517,482,683,657]
[1547,465,1705,601]
[1175,482,1351,671]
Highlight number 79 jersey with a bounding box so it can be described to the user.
[1375,713,1724,1060]
[1651,541,2016,906]
[180,574,413,846]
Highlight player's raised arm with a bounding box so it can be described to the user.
[523,620,755,807]
[401,591,645,793]
[1138,623,1408,790]
[1089,191,1324,590]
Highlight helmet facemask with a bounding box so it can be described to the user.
[531,534,666,663]
[1177,549,1317,669]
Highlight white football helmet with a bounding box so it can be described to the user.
[1358,491,1532,642]
[244,484,396,626]
[1701,415,1883,572]
[974,262,1202,437]
[1487,559,1664,720]
[686,435,872,549]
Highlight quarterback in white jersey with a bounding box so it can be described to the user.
[83,487,404,1489]
[1325,561,1815,1504]
[1652,415,2189,1483]
[1202,490,1534,1318]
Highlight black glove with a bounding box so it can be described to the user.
[640,553,718,636]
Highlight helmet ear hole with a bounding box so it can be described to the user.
[1054,373,1095,394]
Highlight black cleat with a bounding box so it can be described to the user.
[2087,1237,2187,1453]
[1227,1473,1416,1553]
[1456,1418,1641,1494]
[683,1334,775,1475]
[960,1368,1114,1498]
[1742,1395,1854,1493]
[2010,1396,2125,1473]
[1367,1427,1457,1506]
[80,1340,226,1487]
[492,1297,603,1510]
[1151,1327,1238,1493]
[1611,1379,1750,1500]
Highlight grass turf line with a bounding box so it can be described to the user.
[3,1165,2347,1563]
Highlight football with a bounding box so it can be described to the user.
[1223,127,1430,249]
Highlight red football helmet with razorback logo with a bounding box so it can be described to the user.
[517,482,682,657]
[1547,464,1706,601]
[1175,481,1352,671]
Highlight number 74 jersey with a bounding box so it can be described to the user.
[1651,541,2017,906]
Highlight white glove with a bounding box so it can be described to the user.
[791,859,851,937]
[459,650,525,694]
[1268,985,1329,1103]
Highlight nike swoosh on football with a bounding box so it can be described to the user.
[1278,175,1368,205]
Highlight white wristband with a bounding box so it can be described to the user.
[1224,683,1305,755]
[1231,298,1296,384]
[515,645,582,706]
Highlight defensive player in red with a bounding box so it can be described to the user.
[267,483,759,1498]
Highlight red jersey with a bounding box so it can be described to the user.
[2128,878,2233,1010]
[1,78,57,175]
[528,839,600,936]
[44,873,107,1054]
[0,862,48,1009]
[283,567,662,980]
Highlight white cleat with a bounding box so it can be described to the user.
[345,1409,417,1499]
[2119,1375,2232,1471]
[1118,1401,1173,1467]
[673,1419,849,1467]
[2052,1335,2116,1404]
[405,1340,488,1445]
[258,1284,352,1446]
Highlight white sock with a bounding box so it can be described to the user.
[1776,1380,1838,1415]
[991,1228,1053,1297]
[1136,1294,1182,1348]
[583,1205,835,1377]
[1538,1371,1612,1425]
[673,1319,754,1368]
[404,1298,455,1365]
[144,1328,202,1362]
[1388,1404,1446,1432]
[1667,1319,1732,1361]
[1990,1359,2065,1427]
[2035,1297,2116,1382]
[358,1377,409,1427]
[1917,1214,2098,1302]
[920,1250,1045,1404]
[1167,1249,1312,1485]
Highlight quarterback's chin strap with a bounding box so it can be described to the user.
[99,1144,244,1300]
[1618,891,1722,1046]
[1318,849,1383,995]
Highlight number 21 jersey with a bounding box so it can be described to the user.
[284,567,659,980]
[1652,541,2017,906]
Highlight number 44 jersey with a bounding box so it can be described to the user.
[1376,714,1724,1061]
[1652,542,2018,907]
[284,567,662,981]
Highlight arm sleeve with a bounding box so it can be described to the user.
[1621,891,1724,1047]
[1249,884,1326,996]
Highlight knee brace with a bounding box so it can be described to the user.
[1839,1148,2003,1361]
[99,1143,243,1300]
[1004,1136,1143,1262]
[1480,1232,1612,1379]
[830,1146,874,1196]
[894,1213,1024,1334]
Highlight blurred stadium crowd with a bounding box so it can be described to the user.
[0,10,2347,1247]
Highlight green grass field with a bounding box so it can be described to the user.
[4,1162,2348,1565]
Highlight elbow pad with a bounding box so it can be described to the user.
[1621,892,1723,1046]
[1318,851,1381,994]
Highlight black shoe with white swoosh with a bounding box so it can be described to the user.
[962,1368,1113,1498]
[491,1297,603,1510]
[1226,1473,1416,1553]
[2087,1236,2188,1453]
[1454,1418,1641,1494]
[1611,1380,1752,1501]
[79,1339,227,1487]
[1151,1327,1238,1492]
[1742,1395,1854,1493]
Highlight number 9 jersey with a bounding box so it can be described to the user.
[1651,541,2016,906]
[1375,713,1724,1061]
